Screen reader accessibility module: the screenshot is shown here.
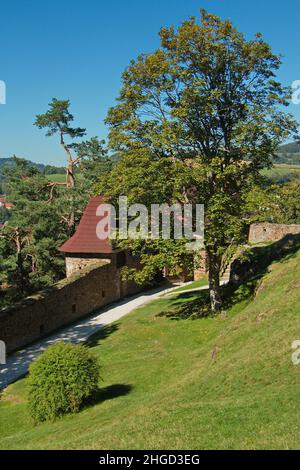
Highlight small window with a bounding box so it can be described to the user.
[72,304,77,313]
[40,324,45,336]
[102,290,105,298]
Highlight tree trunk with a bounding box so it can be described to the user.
[66,158,75,188]
[14,228,25,296]
[60,133,75,189]
[68,210,75,237]
[207,250,222,312]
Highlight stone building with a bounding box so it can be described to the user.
[59,196,128,277]
[59,195,200,282]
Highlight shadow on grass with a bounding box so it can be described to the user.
[228,234,300,297]
[157,234,300,321]
[157,289,211,320]
[84,384,133,409]
[85,323,119,348]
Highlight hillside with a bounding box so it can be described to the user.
[0,157,65,175]
[279,142,300,154]
[0,157,44,172]
[1,239,300,449]
[276,142,300,165]
[0,158,65,194]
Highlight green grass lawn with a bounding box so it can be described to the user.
[46,173,66,183]
[173,276,208,292]
[1,245,300,449]
[262,164,300,182]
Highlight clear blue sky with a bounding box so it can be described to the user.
[0,0,299,165]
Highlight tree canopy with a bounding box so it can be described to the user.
[103,9,298,311]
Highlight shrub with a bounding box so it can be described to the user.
[28,341,100,423]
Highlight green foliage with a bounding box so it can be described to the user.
[107,10,297,159]
[0,205,9,224]
[0,156,65,179]
[34,100,113,187]
[28,342,100,423]
[276,181,300,223]
[121,238,194,285]
[0,97,118,309]
[0,158,87,308]
[95,149,198,282]
[35,98,86,140]
[245,180,300,225]
[35,98,87,190]
[95,148,194,206]
[0,112,118,309]
[75,137,118,187]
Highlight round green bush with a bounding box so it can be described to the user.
[28,342,100,423]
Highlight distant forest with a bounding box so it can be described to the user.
[1,141,300,195]
[0,157,65,195]
[0,157,65,174]
[276,142,300,165]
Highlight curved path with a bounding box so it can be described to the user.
[0,283,188,390]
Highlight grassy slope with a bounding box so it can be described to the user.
[1,248,300,449]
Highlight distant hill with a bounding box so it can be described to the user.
[276,142,300,165]
[0,157,65,174]
[278,142,300,154]
[0,157,65,194]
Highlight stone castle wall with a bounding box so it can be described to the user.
[249,222,300,244]
[65,256,111,277]
[0,252,141,354]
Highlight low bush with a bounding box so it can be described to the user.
[28,342,100,423]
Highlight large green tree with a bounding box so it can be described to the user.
[105,10,298,311]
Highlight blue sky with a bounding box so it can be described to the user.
[0,0,299,165]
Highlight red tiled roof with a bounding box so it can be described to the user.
[59,196,114,254]
[0,197,13,208]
